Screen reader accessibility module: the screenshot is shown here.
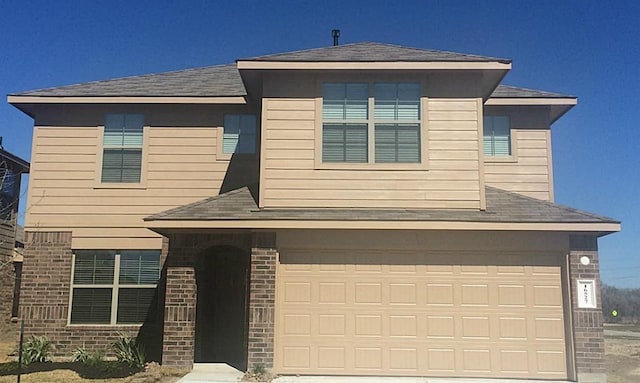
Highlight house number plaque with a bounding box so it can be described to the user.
[576,279,596,308]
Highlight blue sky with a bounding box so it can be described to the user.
[1,0,637,286]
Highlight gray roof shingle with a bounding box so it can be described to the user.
[491,85,575,99]
[12,64,246,97]
[240,42,511,63]
[145,186,617,225]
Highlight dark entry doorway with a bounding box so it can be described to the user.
[194,246,250,370]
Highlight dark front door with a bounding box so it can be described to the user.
[194,246,250,370]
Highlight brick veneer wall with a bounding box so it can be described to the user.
[248,232,277,370]
[569,235,606,383]
[19,231,166,358]
[20,231,138,354]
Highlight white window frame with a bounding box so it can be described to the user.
[315,78,429,170]
[68,251,159,326]
[217,114,258,160]
[483,114,518,162]
[95,114,149,189]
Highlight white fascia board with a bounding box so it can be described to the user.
[7,95,247,104]
[236,61,512,70]
[485,98,577,106]
[146,219,620,233]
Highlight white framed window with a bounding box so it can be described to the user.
[223,114,257,154]
[69,250,160,325]
[322,82,421,163]
[101,114,144,183]
[483,115,511,157]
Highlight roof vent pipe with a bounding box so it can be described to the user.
[332,29,340,46]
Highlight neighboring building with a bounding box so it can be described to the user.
[8,42,619,382]
[0,144,29,324]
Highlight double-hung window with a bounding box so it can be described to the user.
[483,115,511,157]
[102,114,144,183]
[223,114,257,154]
[70,250,160,325]
[322,82,421,164]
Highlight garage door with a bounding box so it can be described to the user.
[275,251,569,379]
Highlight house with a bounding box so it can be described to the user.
[8,42,619,382]
[0,144,29,324]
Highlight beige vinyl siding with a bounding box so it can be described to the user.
[26,105,258,248]
[260,73,482,209]
[484,106,554,201]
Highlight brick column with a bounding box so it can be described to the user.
[248,232,277,370]
[569,235,606,383]
[161,249,196,367]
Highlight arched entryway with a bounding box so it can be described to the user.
[194,245,250,370]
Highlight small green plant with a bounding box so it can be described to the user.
[86,349,106,368]
[71,346,90,363]
[21,335,53,365]
[252,363,266,375]
[112,333,145,369]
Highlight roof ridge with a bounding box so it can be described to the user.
[485,186,618,222]
[11,63,237,96]
[238,41,367,60]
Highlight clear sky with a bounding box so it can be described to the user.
[1,0,637,286]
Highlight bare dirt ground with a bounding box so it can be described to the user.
[605,323,640,383]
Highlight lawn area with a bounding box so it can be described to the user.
[0,339,186,383]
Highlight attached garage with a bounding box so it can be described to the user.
[275,250,570,379]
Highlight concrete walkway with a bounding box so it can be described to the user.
[177,363,244,383]
[177,364,573,383]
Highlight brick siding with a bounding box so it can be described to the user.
[19,231,166,358]
[569,235,606,382]
[247,232,277,370]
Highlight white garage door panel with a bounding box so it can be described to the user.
[275,252,568,379]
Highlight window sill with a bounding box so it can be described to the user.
[484,156,517,163]
[66,323,143,328]
[94,183,147,190]
[315,162,428,171]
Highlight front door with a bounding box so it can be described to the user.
[194,246,250,370]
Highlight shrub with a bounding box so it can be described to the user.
[71,346,90,363]
[112,333,146,369]
[21,335,53,365]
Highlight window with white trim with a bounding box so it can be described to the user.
[483,115,511,156]
[223,114,257,154]
[322,82,421,163]
[70,250,160,325]
[101,114,144,183]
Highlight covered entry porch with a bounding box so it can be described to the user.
[159,231,277,371]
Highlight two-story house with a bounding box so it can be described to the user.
[8,42,619,382]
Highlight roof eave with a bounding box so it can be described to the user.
[7,95,247,105]
[236,60,512,70]
[485,97,577,123]
[145,219,620,234]
[0,149,30,173]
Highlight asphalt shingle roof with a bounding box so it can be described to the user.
[145,186,617,225]
[13,64,246,97]
[491,85,575,99]
[241,42,511,63]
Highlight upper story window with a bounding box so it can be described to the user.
[102,114,144,183]
[322,82,421,164]
[483,115,511,157]
[70,250,160,325]
[223,114,257,154]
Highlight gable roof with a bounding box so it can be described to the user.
[240,42,511,63]
[144,186,618,234]
[10,64,246,98]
